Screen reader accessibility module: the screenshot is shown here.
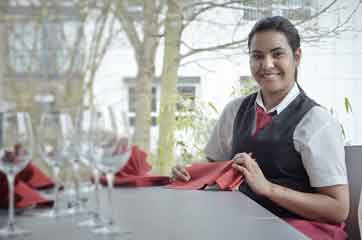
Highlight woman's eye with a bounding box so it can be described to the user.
[251,54,263,60]
[273,52,284,58]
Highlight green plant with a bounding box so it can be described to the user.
[174,96,219,164]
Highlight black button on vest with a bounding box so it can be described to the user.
[232,91,317,218]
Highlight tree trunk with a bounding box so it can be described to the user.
[133,1,159,153]
[157,0,183,174]
[0,1,8,101]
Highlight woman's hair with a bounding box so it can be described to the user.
[247,16,301,53]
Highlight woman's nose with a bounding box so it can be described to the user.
[262,55,274,68]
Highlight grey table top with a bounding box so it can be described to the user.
[0,187,309,240]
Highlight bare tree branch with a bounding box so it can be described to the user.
[182,0,242,31]
[181,37,247,59]
[113,0,142,60]
[301,0,362,42]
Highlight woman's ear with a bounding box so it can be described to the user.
[294,48,302,66]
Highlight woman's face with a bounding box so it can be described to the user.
[249,30,301,97]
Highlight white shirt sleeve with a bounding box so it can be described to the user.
[204,98,243,161]
[294,106,348,187]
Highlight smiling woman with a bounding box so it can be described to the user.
[172,16,349,240]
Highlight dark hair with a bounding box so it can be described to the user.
[248,16,300,53]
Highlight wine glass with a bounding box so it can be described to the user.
[58,109,84,215]
[37,111,67,218]
[74,106,104,227]
[0,111,33,237]
[92,104,132,235]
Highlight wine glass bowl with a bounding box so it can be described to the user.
[0,111,33,237]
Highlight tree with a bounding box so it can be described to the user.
[113,0,161,154]
[157,0,183,174]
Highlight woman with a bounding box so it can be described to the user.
[172,16,349,239]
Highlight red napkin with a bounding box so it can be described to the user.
[100,146,171,187]
[166,161,244,190]
[285,218,347,240]
[0,171,53,209]
[0,147,54,209]
[21,163,54,189]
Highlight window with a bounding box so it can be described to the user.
[176,86,196,111]
[129,116,157,127]
[128,87,157,113]
[6,8,82,80]
[243,8,272,21]
[283,8,312,20]
[125,76,200,128]
[243,8,262,21]
[128,86,157,127]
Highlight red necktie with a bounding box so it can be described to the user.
[253,105,276,136]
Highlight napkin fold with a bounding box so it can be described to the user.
[100,146,171,187]
[0,160,54,209]
[19,163,55,189]
[166,160,244,190]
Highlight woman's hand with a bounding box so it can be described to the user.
[232,152,273,197]
[171,165,191,182]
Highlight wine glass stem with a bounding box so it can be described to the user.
[93,168,101,220]
[105,172,115,226]
[52,165,61,216]
[6,174,16,231]
[73,161,81,210]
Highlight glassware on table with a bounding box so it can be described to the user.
[59,109,85,215]
[92,104,132,236]
[0,111,33,237]
[75,106,104,228]
[37,111,68,218]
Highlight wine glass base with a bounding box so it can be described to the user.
[22,208,74,218]
[93,225,130,236]
[78,216,103,228]
[0,224,30,238]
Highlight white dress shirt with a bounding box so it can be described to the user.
[204,83,348,188]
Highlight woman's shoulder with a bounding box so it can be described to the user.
[295,105,342,143]
[304,105,338,124]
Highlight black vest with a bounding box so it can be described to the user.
[232,91,317,218]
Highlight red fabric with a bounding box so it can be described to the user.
[20,163,54,189]
[253,105,275,136]
[12,181,53,209]
[285,218,347,240]
[166,161,244,190]
[0,166,53,209]
[0,149,54,209]
[100,146,171,187]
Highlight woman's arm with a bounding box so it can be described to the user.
[233,153,349,223]
[267,183,349,223]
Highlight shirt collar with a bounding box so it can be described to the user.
[255,83,300,114]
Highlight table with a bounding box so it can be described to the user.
[0,187,309,240]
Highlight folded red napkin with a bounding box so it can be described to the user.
[166,160,244,190]
[285,218,347,240]
[0,171,53,209]
[100,146,171,187]
[21,163,54,189]
[0,148,54,209]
